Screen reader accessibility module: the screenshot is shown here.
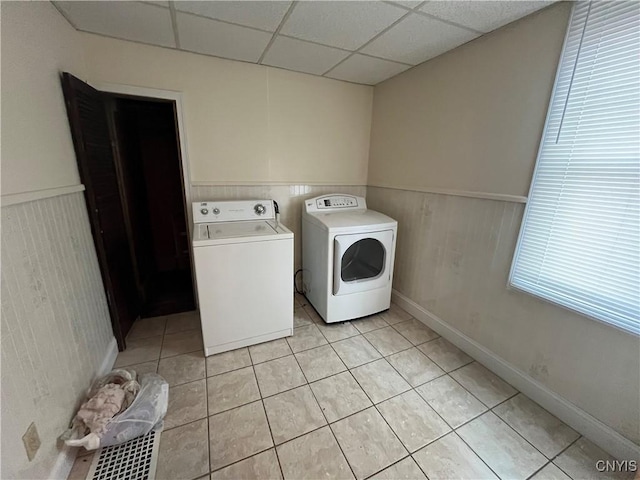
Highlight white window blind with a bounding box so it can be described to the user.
[510,1,640,335]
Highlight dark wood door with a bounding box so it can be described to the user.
[61,72,139,350]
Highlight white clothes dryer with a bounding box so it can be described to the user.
[192,200,293,356]
[302,194,397,323]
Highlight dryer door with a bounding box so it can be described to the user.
[333,229,394,295]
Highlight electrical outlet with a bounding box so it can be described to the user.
[22,422,41,461]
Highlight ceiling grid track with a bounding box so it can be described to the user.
[321,7,418,77]
[53,0,557,86]
[258,1,299,65]
[168,1,181,49]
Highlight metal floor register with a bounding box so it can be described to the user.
[87,430,161,480]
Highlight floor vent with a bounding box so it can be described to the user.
[87,429,161,480]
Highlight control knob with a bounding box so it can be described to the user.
[254,204,266,215]
[200,208,209,215]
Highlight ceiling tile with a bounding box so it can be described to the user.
[55,1,175,47]
[280,1,407,51]
[420,1,554,33]
[177,12,272,63]
[326,54,411,85]
[175,1,292,32]
[262,37,350,76]
[361,13,478,65]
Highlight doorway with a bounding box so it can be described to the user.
[62,73,195,350]
[111,97,195,318]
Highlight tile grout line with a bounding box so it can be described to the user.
[257,395,286,480]
[420,375,555,479]
[151,304,580,480]
[156,316,471,405]
[320,310,538,479]
[207,445,275,477]
[401,355,506,478]
[288,339,360,480]
[525,461,554,480]
[445,431,504,480]
[358,336,465,472]
[322,329,416,464]
[364,455,426,480]
[481,391,557,464]
[168,367,487,475]
[413,371,541,479]
[542,436,582,480]
[251,328,309,480]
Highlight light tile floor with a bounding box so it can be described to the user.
[68,300,633,480]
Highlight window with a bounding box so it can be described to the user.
[510,1,640,335]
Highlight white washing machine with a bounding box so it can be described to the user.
[192,200,293,356]
[302,194,397,323]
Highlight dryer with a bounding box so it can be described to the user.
[302,194,397,323]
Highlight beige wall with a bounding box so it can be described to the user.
[0,5,373,477]
[1,1,86,196]
[1,3,114,479]
[367,1,640,448]
[81,34,373,186]
[368,3,571,197]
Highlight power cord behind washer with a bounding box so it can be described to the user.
[274,200,304,296]
[294,268,304,295]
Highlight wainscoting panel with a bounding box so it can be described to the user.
[367,186,640,447]
[1,192,113,479]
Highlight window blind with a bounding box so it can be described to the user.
[509,1,640,335]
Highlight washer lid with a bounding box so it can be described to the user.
[193,220,293,245]
[201,221,276,240]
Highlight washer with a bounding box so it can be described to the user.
[302,194,397,323]
[192,200,293,356]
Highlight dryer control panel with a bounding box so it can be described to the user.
[305,195,366,213]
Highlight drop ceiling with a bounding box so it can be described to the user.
[54,0,555,85]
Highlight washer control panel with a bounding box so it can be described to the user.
[305,194,366,213]
[193,200,275,223]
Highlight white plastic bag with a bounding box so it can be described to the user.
[62,372,168,449]
[98,373,168,447]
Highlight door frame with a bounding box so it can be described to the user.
[93,82,198,308]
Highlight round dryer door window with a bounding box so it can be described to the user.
[341,238,385,282]
[333,229,394,296]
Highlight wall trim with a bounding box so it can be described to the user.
[49,445,76,480]
[391,289,640,463]
[1,185,85,207]
[368,183,527,203]
[49,336,118,480]
[96,336,119,378]
[191,181,369,187]
[90,82,193,220]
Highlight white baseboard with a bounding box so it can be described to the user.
[96,336,119,378]
[391,290,640,463]
[49,445,76,480]
[49,336,119,479]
